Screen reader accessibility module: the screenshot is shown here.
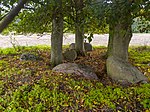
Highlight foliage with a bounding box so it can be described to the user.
[0,47,19,55]
[0,46,150,111]
[129,46,150,80]
[1,0,110,34]
[132,17,150,33]
[1,0,149,34]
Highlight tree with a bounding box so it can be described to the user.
[9,0,54,34]
[63,0,86,56]
[51,0,63,67]
[0,0,29,33]
[106,0,148,84]
[0,0,64,67]
[74,0,86,56]
[64,0,105,56]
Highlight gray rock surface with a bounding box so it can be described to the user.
[106,56,148,84]
[69,43,75,50]
[20,53,39,61]
[69,43,93,52]
[63,49,77,61]
[84,43,93,51]
[52,63,98,80]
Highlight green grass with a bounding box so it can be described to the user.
[0,45,50,55]
[129,46,150,81]
[0,74,150,111]
[129,46,150,64]
[0,45,150,111]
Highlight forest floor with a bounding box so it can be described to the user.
[0,46,150,111]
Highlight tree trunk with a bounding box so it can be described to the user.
[107,24,113,57]
[106,1,148,84]
[0,0,28,33]
[51,0,63,67]
[74,0,85,56]
[108,22,131,61]
[75,24,85,56]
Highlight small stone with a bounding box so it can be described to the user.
[69,43,93,52]
[20,53,39,61]
[84,43,93,51]
[69,43,75,50]
[63,49,77,61]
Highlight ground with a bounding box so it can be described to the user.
[0,46,150,111]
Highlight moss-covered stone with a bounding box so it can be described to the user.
[69,43,93,52]
[63,49,77,61]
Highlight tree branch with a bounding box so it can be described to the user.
[0,0,29,33]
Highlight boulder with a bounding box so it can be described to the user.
[69,43,75,50]
[63,49,77,61]
[69,43,93,52]
[52,63,98,80]
[106,56,148,84]
[84,43,93,51]
[20,53,39,61]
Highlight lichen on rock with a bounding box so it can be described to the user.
[63,49,77,61]
[52,63,98,80]
[20,53,41,61]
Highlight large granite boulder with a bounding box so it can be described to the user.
[52,63,98,80]
[69,43,93,52]
[106,56,148,85]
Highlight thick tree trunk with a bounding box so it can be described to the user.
[106,1,148,84]
[51,1,63,67]
[0,0,28,33]
[108,23,131,61]
[107,25,113,57]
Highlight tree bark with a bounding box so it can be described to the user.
[107,24,113,57]
[0,0,28,33]
[75,24,85,56]
[74,0,85,56]
[106,1,148,84]
[108,22,131,61]
[51,0,63,67]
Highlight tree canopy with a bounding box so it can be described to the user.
[1,0,149,34]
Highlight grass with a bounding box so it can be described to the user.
[0,45,150,111]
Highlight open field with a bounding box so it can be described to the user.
[0,33,150,48]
